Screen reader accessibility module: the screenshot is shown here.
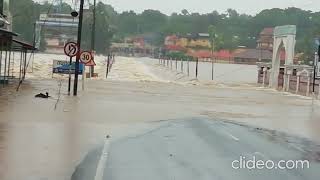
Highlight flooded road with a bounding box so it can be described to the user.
[73,119,320,180]
[0,54,320,180]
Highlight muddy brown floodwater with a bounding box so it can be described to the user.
[0,55,320,180]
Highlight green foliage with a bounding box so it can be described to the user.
[10,0,115,54]
[9,1,320,58]
[81,2,116,54]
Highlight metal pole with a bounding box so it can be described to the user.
[8,47,11,78]
[182,59,184,72]
[23,50,27,80]
[0,41,2,85]
[90,0,96,77]
[315,45,320,93]
[68,57,72,95]
[175,58,177,70]
[19,49,22,80]
[33,23,36,47]
[12,52,14,77]
[196,58,199,78]
[211,39,214,81]
[73,0,85,96]
[106,55,110,78]
[313,63,316,93]
[211,59,214,80]
[82,65,85,90]
[4,48,7,87]
[30,51,34,73]
[187,58,190,76]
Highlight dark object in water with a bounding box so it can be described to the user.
[35,92,50,98]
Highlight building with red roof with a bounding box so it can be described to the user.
[257,27,274,51]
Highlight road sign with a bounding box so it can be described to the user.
[64,42,79,57]
[85,59,96,66]
[53,60,83,74]
[80,51,92,64]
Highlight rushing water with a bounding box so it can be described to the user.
[0,54,319,180]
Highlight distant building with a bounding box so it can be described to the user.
[164,35,178,46]
[257,27,274,51]
[35,13,79,53]
[186,33,211,49]
[111,35,155,56]
[164,33,211,52]
[233,48,273,64]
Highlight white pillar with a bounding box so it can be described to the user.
[262,67,267,87]
[286,74,291,92]
[283,73,286,91]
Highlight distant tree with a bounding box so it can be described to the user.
[208,25,217,52]
[9,1,320,55]
[181,9,189,16]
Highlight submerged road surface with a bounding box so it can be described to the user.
[72,119,320,180]
[1,55,320,180]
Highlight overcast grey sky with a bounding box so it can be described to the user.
[38,0,320,15]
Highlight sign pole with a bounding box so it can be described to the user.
[68,57,72,95]
[313,59,316,93]
[82,65,85,91]
[316,45,320,92]
[64,42,78,94]
[74,0,85,96]
[314,46,320,92]
[90,0,96,77]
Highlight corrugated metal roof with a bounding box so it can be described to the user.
[12,38,36,50]
[233,49,272,59]
[0,28,18,36]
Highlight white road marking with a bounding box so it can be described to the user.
[94,138,111,180]
[218,125,240,141]
[227,133,240,141]
[291,144,307,153]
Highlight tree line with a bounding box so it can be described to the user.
[10,0,320,59]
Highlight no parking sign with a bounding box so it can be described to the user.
[64,42,79,57]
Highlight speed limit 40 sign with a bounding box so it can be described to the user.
[80,51,93,64]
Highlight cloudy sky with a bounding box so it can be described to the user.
[37,0,319,15]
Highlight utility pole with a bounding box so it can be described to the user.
[314,45,320,92]
[90,0,96,77]
[211,38,214,80]
[73,0,85,96]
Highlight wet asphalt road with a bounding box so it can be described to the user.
[71,119,320,180]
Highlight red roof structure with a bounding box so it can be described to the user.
[260,27,274,36]
[165,45,185,51]
[187,50,212,58]
[213,50,233,59]
[186,49,233,59]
